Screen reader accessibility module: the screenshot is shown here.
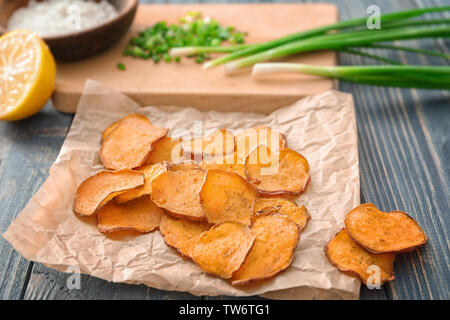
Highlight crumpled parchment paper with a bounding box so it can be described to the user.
[4,80,360,299]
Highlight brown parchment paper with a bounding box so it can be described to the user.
[4,80,360,299]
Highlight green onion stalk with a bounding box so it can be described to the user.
[252,63,450,90]
[171,17,450,59]
[170,44,251,56]
[365,44,450,60]
[380,18,450,29]
[198,6,450,69]
[339,49,402,65]
[223,26,450,73]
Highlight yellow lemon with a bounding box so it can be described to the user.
[0,30,56,121]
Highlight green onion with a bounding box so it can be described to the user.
[224,26,450,73]
[171,17,450,60]
[339,49,402,65]
[117,63,126,71]
[163,53,172,63]
[201,6,450,69]
[365,44,450,60]
[381,18,450,29]
[124,12,247,64]
[252,63,450,90]
[170,44,250,56]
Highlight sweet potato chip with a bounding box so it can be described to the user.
[98,191,124,208]
[200,150,246,178]
[144,137,184,164]
[151,167,206,221]
[181,129,235,160]
[232,214,299,285]
[115,163,168,204]
[97,195,163,233]
[100,114,168,170]
[199,155,246,178]
[200,169,258,225]
[101,119,121,142]
[166,161,201,171]
[235,127,287,163]
[325,229,395,286]
[192,222,255,279]
[200,162,246,179]
[159,214,210,259]
[345,203,428,253]
[252,198,311,231]
[244,146,310,198]
[73,170,144,217]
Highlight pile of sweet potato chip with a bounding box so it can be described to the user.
[73,114,313,286]
[325,203,427,287]
[73,113,427,288]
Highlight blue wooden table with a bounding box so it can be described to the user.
[0,0,448,300]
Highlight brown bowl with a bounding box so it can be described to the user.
[0,0,138,61]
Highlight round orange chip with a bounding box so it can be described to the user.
[159,214,210,259]
[200,169,258,225]
[151,167,206,221]
[100,114,168,170]
[115,163,168,204]
[97,195,163,234]
[101,119,121,143]
[144,137,184,165]
[252,198,310,231]
[73,170,144,217]
[235,127,287,163]
[325,229,395,286]
[192,222,255,279]
[232,214,299,285]
[244,146,310,198]
[200,153,246,179]
[345,203,428,253]
[181,129,235,160]
[166,161,201,171]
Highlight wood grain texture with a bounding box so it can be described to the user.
[0,104,72,299]
[53,3,338,113]
[0,0,448,300]
[335,0,449,300]
[24,263,200,300]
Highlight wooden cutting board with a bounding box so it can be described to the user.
[53,3,338,114]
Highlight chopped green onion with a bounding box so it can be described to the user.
[117,63,126,71]
[163,53,172,63]
[124,12,247,64]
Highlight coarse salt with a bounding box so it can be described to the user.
[7,0,118,37]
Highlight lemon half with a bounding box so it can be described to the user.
[0,30,56,121]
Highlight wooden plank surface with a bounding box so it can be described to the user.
[0,105,73,299]
[53,3,338,114]
[0,0,448,300]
